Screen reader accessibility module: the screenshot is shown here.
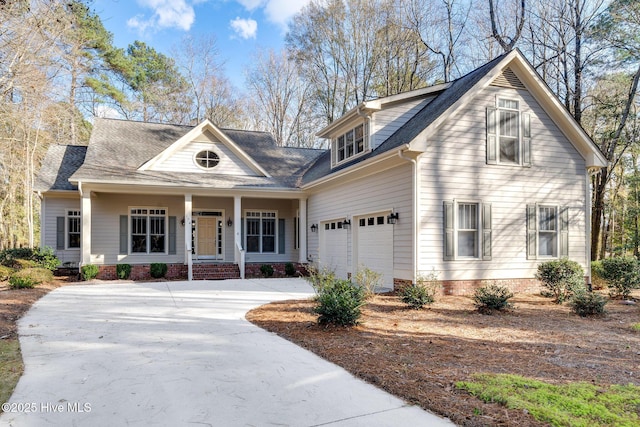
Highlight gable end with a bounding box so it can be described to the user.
[491,67,526,89]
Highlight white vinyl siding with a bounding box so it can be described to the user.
[418,85,588,281]
[42,197,81,266]
[308,163,413,285]
[150,140,258,176]
[370,96,434,149]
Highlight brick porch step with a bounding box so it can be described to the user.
[192,263,241,280]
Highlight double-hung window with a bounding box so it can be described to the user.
[487,98,531,166]
[443,201,492,260]
[130,208,167,254]
[332,123,368,166]
[67,210,81,249]
[246,211,276,253]
[527,204,568,259]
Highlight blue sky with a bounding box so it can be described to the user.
[90,0,312,91]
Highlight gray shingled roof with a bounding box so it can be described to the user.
[35,145,87,192]
[66,118,324,189]
[300,52,510,185]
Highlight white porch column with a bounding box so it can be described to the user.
[299,198,308,263]
[234,196,242,261]
[81,190,91,266]
[185,194,193,281]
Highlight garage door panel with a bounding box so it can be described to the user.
[357,215,393,286]
[319,221,348,279]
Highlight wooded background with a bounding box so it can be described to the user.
[1,0,637,261]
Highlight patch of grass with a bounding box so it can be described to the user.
[0,339,23,411]
[631,323,640,333]
[456,373,640,427]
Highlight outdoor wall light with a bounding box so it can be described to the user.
[227,217,233,227]
[387,212,399,224]
[310,224,318,232]
[342,219,351,229]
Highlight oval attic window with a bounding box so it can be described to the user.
[195,150,220,169]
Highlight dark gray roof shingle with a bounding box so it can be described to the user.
[35,145,87,191]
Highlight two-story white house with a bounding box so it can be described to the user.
[36,49,607,294]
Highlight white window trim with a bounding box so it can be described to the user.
[536,204,560,259]
[496,97,522,165]
[193,149,220,170]
[66,210,81,250]
[128,207,168,255]
[244,210,278,254]
[454,201,481,260]
[331,122,370,168]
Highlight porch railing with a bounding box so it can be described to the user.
[235,241,245,279]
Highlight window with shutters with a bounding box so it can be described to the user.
[443,201,492,261]
[486,98,531,166]
[245,211,276,253]
[130,208,167,254]
[527,204,568,259]
[67,210,81,249]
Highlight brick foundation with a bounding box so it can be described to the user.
[245,262,308,278]
[393,277,543,296]
[96,263,187,281]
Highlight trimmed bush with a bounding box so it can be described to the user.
[600,257,640,299]
[116,264,131,280]
[354,266,383,298]
[314,280,365,326]
[473,283,514,314]
[570,291,608,317]
[0,265,14,281]
[150,263,167,278]
[0,247,59,271]
[81,264,99,281]
[401,283,435,309]
[284,262,296,277]
[260,264,274,277]
[590,260,606,290]
[9,268,53,289]
[535,258,585,304]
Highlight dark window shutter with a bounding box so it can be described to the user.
[56,217,65,250]
[278,218,285,254]
[559,207,569,257]
[443,201,454,261]
[522,112,531,166]
[486,107,497,164]
[527,205,537,260]
[119,215,128,254]
[482,203,492,261]
[168,216,177,255]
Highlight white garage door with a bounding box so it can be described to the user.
[319,221,348,279]
[356,214,393,286]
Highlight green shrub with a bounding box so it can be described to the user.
[150,263,167,278]
[9,275,36,289]
[354,266,383,298]
[284,262,296,277]
[590,260,606,290]
[600,257,640,299]
[473,283,514,314]
[116,264,131,280]
[314,279,365,326]
[81,264,99,281]
[306,265,336,293]
[570,291,608,317]
[401,283,435,309]
[260,264,274,277]
[9,268,53,288]
[0,247,59,271]
[535,258,585,303]
[0,265,14,281]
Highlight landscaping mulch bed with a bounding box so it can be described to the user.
[247,291,640,426]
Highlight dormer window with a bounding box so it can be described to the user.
[332,123,368,167]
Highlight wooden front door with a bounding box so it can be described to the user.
[196,217,222,259]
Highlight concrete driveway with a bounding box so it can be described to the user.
[1,278,452,426]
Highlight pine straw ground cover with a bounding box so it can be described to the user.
[246,291,640,426]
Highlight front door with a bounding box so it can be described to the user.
[196,216,223,260]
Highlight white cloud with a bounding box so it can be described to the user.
[128,0,196,33]
[262,0,311,27]
[230,17,258,39]
[235,0,264,11]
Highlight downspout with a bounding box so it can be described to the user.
[398,145,419,284]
